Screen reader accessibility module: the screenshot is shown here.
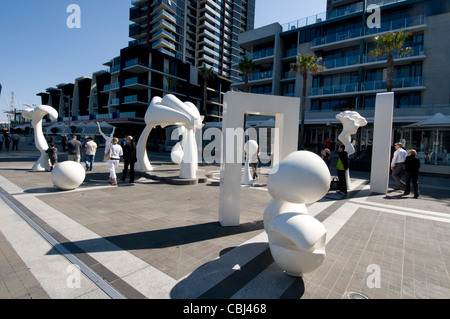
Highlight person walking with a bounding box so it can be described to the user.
[250,147,260,181]
[83,137,98,171]
[67,135,82,163]
[11,133,20,151]
[403,149,421,198]
[0,134,3,151]
[105,137,123,186]
[391,142,407,190]
[121,136,137,184]
[321,148,331,170]
[336,144,349,196]
[4,134,10,151]
[45,142,58,171]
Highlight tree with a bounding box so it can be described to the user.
[370,31,412,92]
[198,65,214,118]
[238,56,256,93]
[290,54,325,149]
[165,75,181,93]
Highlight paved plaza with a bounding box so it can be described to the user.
[0,143,449,300]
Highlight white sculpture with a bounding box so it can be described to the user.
[136,94,203,179]
[264,151,330,277]
[22,105,59,171]
[242,140,258,185]
[51,161,86,190]
[97,122,116,146]
[336,111,368,156]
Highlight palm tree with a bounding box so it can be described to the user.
[238,56,256,92]
[290,54,325,149]
[370,31,412,92]
[198,65,214,117]
[165,75,181,93]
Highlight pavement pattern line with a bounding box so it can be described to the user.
[0,195,111,299]
[1,164,449,299]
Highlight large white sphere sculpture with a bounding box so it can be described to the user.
[264,151,330,277]
[51,161,86,190]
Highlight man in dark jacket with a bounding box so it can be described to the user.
[336,144,349,196]
[121,136,137,183]
[403,149,421,198]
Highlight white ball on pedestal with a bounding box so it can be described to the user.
[51,161,86,190]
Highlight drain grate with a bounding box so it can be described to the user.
[346,291,370,299]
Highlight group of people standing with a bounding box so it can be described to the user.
[104,136,137,186]
[391,142,421,198]
[45,135,137,187]
[0,133,20,151]
[320,141,420,199]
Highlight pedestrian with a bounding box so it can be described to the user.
[250,147,260,181]
[105,137,123,186]
[121,136,137,184]
[11,133,20,151]
[67,135,82,163]
[4,134,10,151]
[403,149,421,198]
[324,137,332,149]
[45,142,58,171]
[321,148,331,170]
[336,144,348,196]
[61,136,68,152]
[391,142,407,190]
[83,137,98,171]
[0,134,3,151]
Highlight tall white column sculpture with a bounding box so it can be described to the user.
[22,105,58,171]
[264,151,330,277]
[336,111,368,189]
[135,94,203,179]
[370,92,394,194]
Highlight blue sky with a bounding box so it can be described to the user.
[0,0,326,122]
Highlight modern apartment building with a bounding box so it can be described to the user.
[129,0,255,81]
[232,0,450,171]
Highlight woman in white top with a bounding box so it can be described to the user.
[105,137,123,185]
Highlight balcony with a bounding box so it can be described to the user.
[361,76,424,92]
[312,15,426,49]
[123,95,148,106]
[310,83,359,97]
[123,77,150,90]
[124,58,150,74]
[363,45,425,64]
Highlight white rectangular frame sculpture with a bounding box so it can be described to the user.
[370,92,394,194]
[218,92,300,226]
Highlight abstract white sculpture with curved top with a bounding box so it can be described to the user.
[336,111,368,156]
[97,122,116,147]
[242,140,258,185]
[22,105,59,171]
[264,151,330,277]
[136,94,203,179]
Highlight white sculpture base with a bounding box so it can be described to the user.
[51,161,86,190]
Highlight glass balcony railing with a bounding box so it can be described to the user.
[312,15,425,47]
[310,83,359,96]
[362,76,423,91]
[363,45,425,63]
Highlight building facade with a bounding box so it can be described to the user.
[129,0,255,82]
[232,0,450,170]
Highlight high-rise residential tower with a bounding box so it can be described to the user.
[129,0,255,81]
